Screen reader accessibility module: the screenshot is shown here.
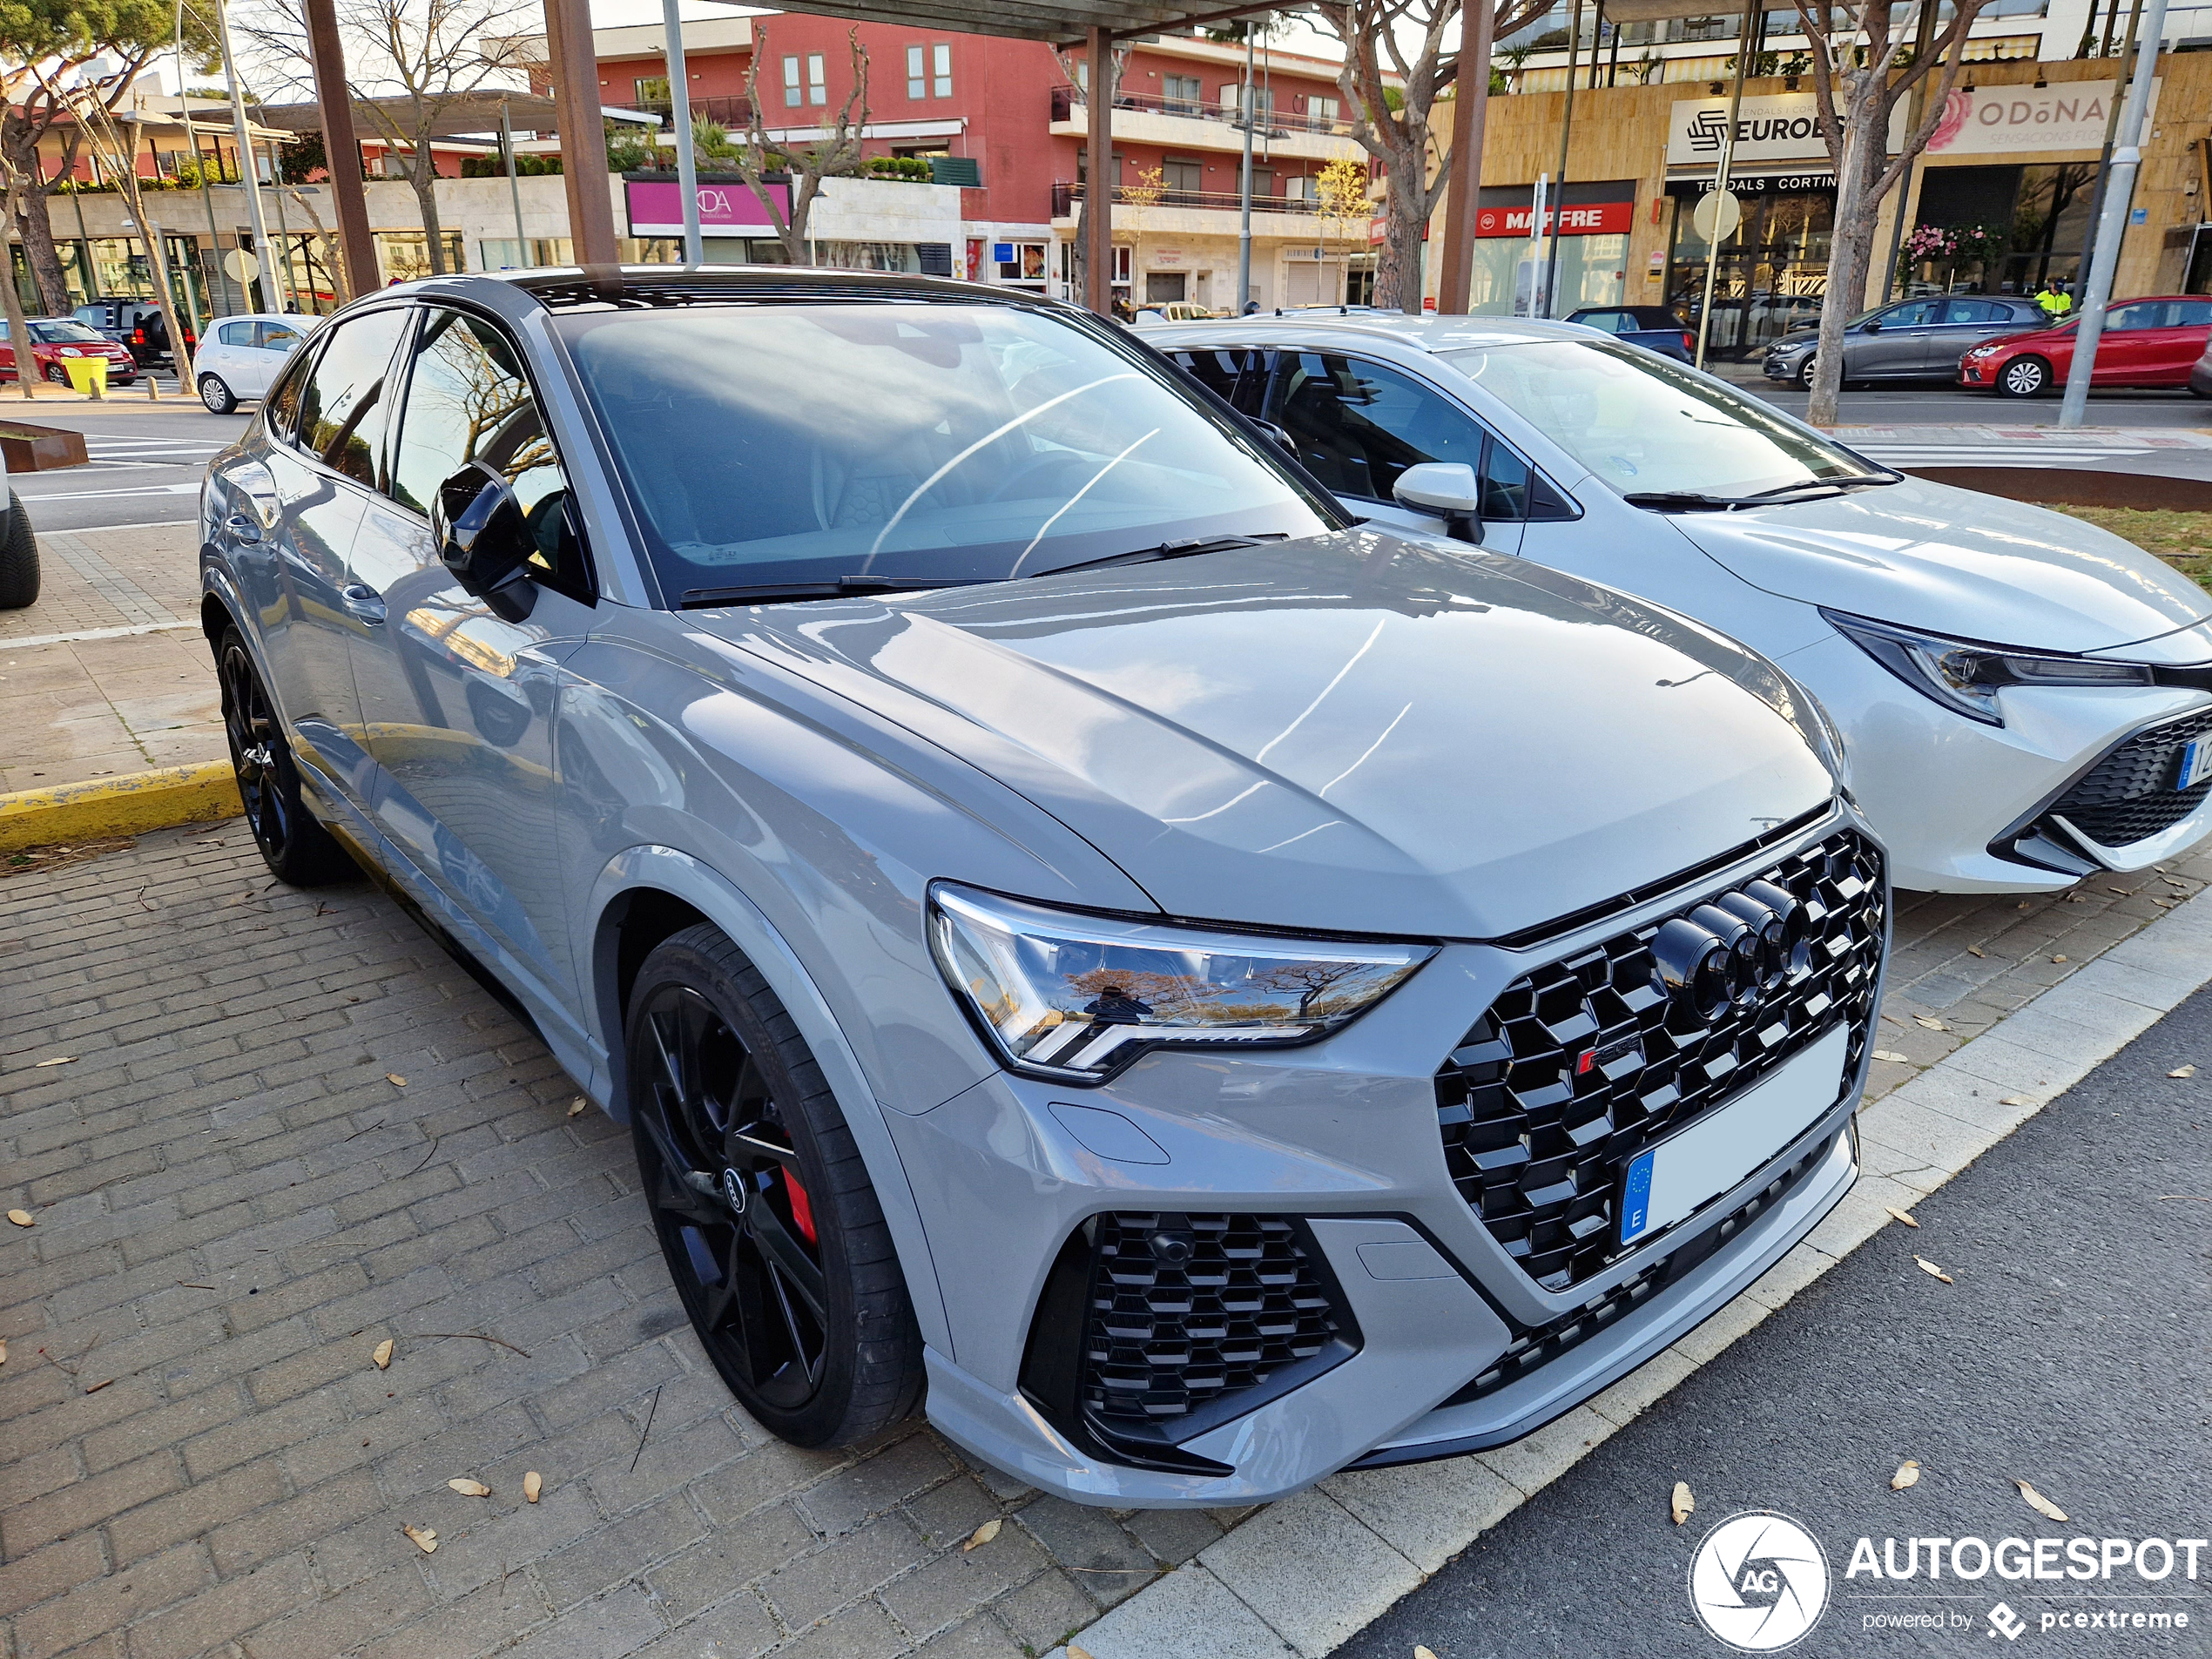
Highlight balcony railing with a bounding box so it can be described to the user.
[1049,84,1355,138]
[632,93,755,132]
[1052,179,1319,217]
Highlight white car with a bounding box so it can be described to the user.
[194,313,317,413]
[1150,313,2212,893]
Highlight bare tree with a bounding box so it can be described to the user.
[729,24,870,266]
[1793,0,1992,424]
[1310,0,1553,314]
[0,0,198,314]
[244,0,538,278]
[0,143,42,398]
[283,183,349,303]
[70,85,193,398]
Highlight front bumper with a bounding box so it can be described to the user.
[895,808,1885,1506]
[1781,631,2212,891]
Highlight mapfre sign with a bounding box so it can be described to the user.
[1474,201,1635,238]
[1923,79,2160,156]
[1666,93,1906,166]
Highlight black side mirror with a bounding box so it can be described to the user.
[432,460,536,623]
[1861,319,1881,334]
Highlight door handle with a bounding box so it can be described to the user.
[222,512,263,544]
[341,583,387,625]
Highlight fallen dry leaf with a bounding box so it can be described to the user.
[1416,1649,1441,1659]
[371,1339,394,1370]
[523,1471,542,1503]
[2171,1065,2198,1079]
[7,1210,33,1228]
[2016,1480,2067,1522]
[385,1073,408,1088]
[567,1097,586,1117]
[0,1339,8,1364]
[1914,1256,1954,1285]
[1871,1049,1911,1064]
[448,1478,491,1498]
[32,1055,76,1068]
[1671,1480,1695,1525]
[2000,1095,2034,1108]
[1892,1460,1921,1491]
[962,1518,1001,1552]
[1967,945,1986,958]
[2052,954,2068,964]
[402,1524,438,1554]
[1885,1206,1920,1230]
[1912,1015,1949,1032]
[1068,1647,1096,1659]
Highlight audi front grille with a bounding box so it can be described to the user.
[1433,826,1885,1292]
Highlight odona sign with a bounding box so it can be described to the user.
[1924,79,2161,156]
[624,179,791,234]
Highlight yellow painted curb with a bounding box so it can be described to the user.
[0,761,240,854]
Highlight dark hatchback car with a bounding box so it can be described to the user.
[1566,305,1695,362]
[1762,294,2047,388]
[74,298,192,368]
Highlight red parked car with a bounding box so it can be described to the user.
[1959,294,2212,397]
[0,317,138,387]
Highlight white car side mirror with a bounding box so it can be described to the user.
[1393,462,1486,545]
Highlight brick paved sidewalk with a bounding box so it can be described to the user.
[0,521,217,796]
[3,822,2209,1659]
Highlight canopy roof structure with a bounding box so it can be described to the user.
[247,91,561,141]
[696,0,1289,45]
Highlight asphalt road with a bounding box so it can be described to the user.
[5,388,248,533]
[1341,988,2212,1659]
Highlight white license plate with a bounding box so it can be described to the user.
[2178,738,2212,792]
[1617,1025,1849,1247]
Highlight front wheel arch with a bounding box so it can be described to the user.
[583,848,954,1358]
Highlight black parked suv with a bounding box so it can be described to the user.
[73,300,193,368]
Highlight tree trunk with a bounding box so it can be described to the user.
[413,158,446,276]
[17,179,71,315]
[1804,78,1883,425]
[0,177,39,400]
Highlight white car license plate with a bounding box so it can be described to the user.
[2178,738,2212,792]
[1617,1025,1849,1247]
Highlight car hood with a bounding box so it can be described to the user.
[689,532,1836,941]
[1668,475,2212,653]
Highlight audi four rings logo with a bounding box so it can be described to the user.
[1690,1512,1832,1651]
[1650,880,1811,1020]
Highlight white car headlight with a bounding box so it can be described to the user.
[1824,609,2152,726]
[928,883,1434,1082]
[57,347,80,357]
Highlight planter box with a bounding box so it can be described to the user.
[0,424,89,471]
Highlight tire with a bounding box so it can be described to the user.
[0,490,37,610]
[626,926,924,1447]
[199,374,237,414]
[42,361,67,385]
[216,626,351,885]
[1797,355,1817,388]
[1998,355,2051,398]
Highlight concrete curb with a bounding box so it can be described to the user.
[1049,885,2212,1659]
[0,760,239,854]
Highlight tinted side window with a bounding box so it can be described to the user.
[298,310,408,487]
[1263,353,1484,502]
[266,348,312,441]
[2175,300,2212,327]
[1170,347,1264,413]
[258,322,306,352]
[390,307,590,604]
[2107,302,2161,331]
[1580,312,1630,335]
[1941,299,2004,324]
[1883,300,1939,327]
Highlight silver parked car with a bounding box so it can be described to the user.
[199,268,1885,1506]
[1762,294,2049,388]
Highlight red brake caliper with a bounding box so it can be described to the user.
[786,1172,818,1244]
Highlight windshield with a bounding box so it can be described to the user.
[1443,338,1884,500]
[32,320,108,343]
[557,302,1335,598]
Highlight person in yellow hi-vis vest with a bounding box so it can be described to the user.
[2035,278,2074,320]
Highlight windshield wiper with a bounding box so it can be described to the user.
[1622,490,1737,512]
[1026,533,1285,578]
[1626,473,1903,513]
[678,575,992,609]
[1737,472,1902,503]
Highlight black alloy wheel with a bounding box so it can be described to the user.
[626,927,923,1447]
[217,627,349,885]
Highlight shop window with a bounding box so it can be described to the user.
[995,240,1049,284]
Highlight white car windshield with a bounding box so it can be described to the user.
[1443,338,1887,502]
[558,301,1336,600]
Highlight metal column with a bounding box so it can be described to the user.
[664,0,703,264]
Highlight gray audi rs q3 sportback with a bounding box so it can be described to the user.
[199,267,1888,1507]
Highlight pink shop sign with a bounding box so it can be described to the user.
[624,179,789,234]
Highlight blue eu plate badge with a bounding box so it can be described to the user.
[2180,738,2212,792]
[1619,1150,1655,1244]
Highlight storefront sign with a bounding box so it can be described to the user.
[1474,199,1635,238]
[624,179,789,234]
[1666,93,1905,166]
[1923,79,2159,157]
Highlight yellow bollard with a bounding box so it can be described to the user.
[61,357,108,399]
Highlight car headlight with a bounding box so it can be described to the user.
[928,882,1434,1082]
[57,347,80,357]
[1824,609,2152,726]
